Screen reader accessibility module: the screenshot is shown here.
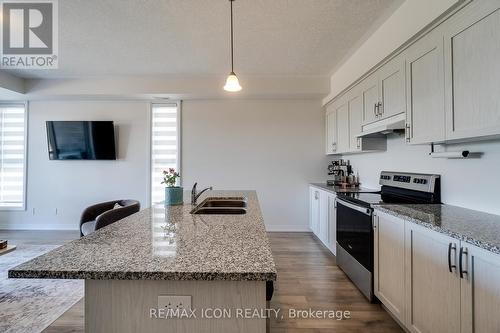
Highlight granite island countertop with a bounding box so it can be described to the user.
[9,191,277,281]
[374,204,500,255]
[310,183,378,194]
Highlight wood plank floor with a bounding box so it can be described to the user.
[268,233,402,333]
[0,230,79,245]
[2,230,403,332]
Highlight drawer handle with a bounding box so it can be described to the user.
[447,243,456,273]
[459,247,468,279]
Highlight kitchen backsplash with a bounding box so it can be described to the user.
[331,135,500,215]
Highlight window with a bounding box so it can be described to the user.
[150,103,181,205]
[0,104,27,210]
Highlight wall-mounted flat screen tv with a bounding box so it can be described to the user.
[46,121,116,160]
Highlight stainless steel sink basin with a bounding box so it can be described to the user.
[191,197,248,215]
[200,198,247,207]
[192,207,247,215]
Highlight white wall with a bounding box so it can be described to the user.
[182,99,327,231]
[0,98,326,231]
[323,0,460,104]
[0,100,150,230]
[342,136,500,215]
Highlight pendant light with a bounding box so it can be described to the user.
[223,0,242,92]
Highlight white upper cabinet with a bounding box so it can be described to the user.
[325,0,500,148]
[361,73,380,125]
[443,0,500,141]
[325,90,387,155]
[378,54,406,120]
[405,27,446,144]
[360,53,406,126]
[336,98,350,153]
[325,102,337,154]
[348,90,363,152]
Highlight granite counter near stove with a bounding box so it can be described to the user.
[309,183,378,194]
[375,204,500,255]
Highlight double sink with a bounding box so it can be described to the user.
[190,197,248,215]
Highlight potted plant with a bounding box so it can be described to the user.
[162,168,182,206]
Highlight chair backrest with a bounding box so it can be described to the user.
[118,199,141,209]
[94,200,141,231]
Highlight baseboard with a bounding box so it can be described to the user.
[1,223,310,232]
[0,223,79,231]
[265,225,311,232]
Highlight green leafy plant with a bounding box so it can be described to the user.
[162,168,180,187]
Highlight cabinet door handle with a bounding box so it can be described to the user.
[459,247,468,279]
[314,191,319,200]
[374,103,378,117]
[447,243,457,273]
[405,123,411,143]
[332,142,337,151]
[377,102,383,116]
[357,138,360,149]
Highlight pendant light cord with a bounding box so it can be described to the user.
[230,0,234,73]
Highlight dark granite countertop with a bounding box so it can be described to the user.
[310,183,379,194]
[9,191,277,281]
[374,204,500,255]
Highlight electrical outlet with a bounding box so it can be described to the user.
[158,295,192,313]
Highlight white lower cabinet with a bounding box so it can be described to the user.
[309,187,320,235]
[460,243,500,333]
[374,211,500,333]
[309,186,336,255]
[373,211,406,323]
[327,193,337,255]
[318,191,329,246]
[405,222,461,333]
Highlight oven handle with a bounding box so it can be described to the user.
[335,197,372,216]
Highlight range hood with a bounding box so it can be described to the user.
[356,113,406,138]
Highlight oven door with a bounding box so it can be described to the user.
[336,198,373,271]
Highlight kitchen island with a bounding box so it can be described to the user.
[9,191,277,333]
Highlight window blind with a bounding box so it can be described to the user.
[151,104,180,205]
[0,105,27,209]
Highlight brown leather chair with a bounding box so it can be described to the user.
[79,199,140,237]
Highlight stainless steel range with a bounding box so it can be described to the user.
[335,171,441,302]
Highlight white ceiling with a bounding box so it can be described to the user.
[5,0,403,79]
